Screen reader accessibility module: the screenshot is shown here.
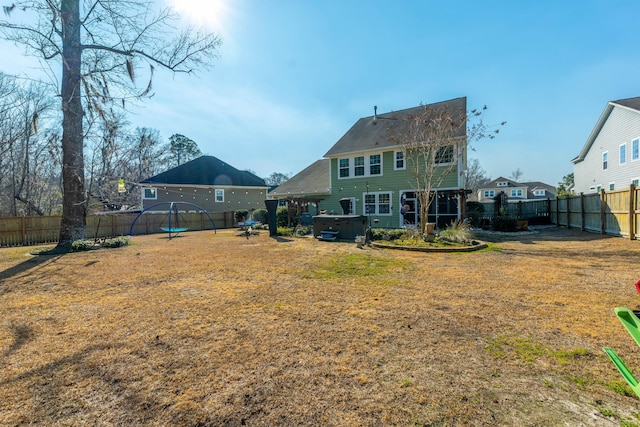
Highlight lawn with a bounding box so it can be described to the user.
[2,227,640,426]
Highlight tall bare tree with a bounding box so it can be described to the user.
[0,73,61,216]
[1,1,221,248]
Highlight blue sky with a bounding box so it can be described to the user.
[3,1,640,186]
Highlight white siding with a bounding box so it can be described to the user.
[574,106,640,194]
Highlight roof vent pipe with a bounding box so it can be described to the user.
[374,105,378,119]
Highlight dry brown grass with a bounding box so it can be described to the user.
[2,227,640,426]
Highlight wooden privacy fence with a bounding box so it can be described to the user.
[0,211,236,247]
[551,184,640,239]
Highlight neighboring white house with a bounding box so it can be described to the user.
[572,97,640,194]
[476,177,556,202]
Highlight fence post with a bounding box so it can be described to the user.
[600,189,606,234]
[568,195,573,229]
[630,183,636,240]
[580,193,585,232]
[21,216,26,246]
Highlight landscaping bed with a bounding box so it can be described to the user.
[1,227,640,425]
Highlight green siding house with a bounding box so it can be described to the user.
[271,97,469,228]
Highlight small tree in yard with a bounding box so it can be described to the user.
[391,101,504,235]
[0,1,221,249]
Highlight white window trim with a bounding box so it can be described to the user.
[338,158,350,178]
[394,150,406,170]
[609,182,615,191]
[620,143,627,165]
[497,181,508,187]
[534,189,545,196]
[215,189,224,202]
[434,145,455,166]
[363,191,392,216]
[338,153,384,179]
[602,151,608,170]
[510,189,523,197]
[483,190,495,198]
[632,178,640,187]
[369,154,382,176]
[633,138,640,162]
[142,187,157,200]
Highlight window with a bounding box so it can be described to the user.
[339,158,349,178]
[339,154,383,178]
[510,189,523,197]
[609,182,615,191]
[435,145,454,164]
[533,189,546,196]
[603,151,608,170]
[394,151,405,170]
[497,181,508,187]
[633,179,640,187]
[596,185,602,193]
[215,189,224,202]
[620,143,627,165]
[364,192,392,216]
[483,190,495,198]
[143,187,157,199]
[369,154,381,175]
[354,156,365,176]
[634,139,639,161]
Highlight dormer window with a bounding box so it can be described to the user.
[534,189,546,196]
[497,181,508,187]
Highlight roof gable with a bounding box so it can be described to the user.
[269,159,330,197]
[141,155,266,187]
[324,97,467,158]
[572,96,640,164]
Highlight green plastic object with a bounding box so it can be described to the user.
[603,347,640,398]
[614,307,640,348]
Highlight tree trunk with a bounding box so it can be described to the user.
[58,0,86,247]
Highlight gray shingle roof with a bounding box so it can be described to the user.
[613,97,640,111]
[324,97,467,157]
[141,155,266,187]
[269,159,330,197]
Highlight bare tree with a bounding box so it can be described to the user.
[0,74,61,216]
[264,172,290,187]
[464,158,491,195]
[1,1,221,248]
[391,101,504,234]
[510,168,523,182]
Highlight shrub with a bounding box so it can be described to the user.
[252,208,268,224]
[294,225,313,236]
[71,239,96,251]
[101,236,131,248]
[466,201,485,227]
[370,228,413,241]
[438,220,471,244]
[277,226,294,236]
[276,206,289,227]
[493,216,518,232]
[234,209,249,224]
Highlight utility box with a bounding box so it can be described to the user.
[312,215,367,241]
